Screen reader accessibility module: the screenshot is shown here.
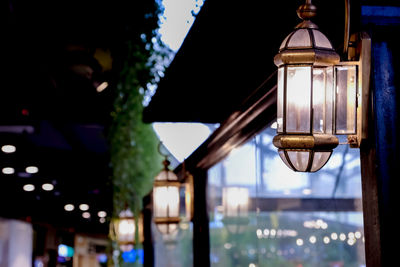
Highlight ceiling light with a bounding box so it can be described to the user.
[99,217,106,223]
[2,167,15,175]
[42,183,54,191]
[98,211,107,218]
[23,184,35,192]
[79,204,89,211]
[82,212,91,219]
[1,145,16,153]
[26,166,39,174]
[64,204,75,211]
[96,81,108,92]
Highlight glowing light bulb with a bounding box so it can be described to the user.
[42,183,54,191]
[1,145,16,153]
[64,204,74,211]
[26,166,39,174]
[23,184,35,191]
[2,167,14,175]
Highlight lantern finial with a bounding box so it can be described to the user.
[297,0,317,20]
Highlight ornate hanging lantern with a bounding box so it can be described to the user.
[273,0,368,172]
[110,209,143,252]
[221,186,250,234]
[153,158,181,235]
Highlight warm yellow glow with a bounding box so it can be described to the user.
[1,145,16,153]
[23,184,35,192]
[223,187,249,217]
[64,204,74,211]
[96,81,109,92]
[286,66,311,133]
[323,236,330,244]
[153,186,180,218]
[25,166,39,174]
[42,183,54,191]
[185,181,193,220]
[2,167,14,175]
[118,218,135,242]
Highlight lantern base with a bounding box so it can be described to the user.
[278,148,333,172]
[273,134,338,172]
[273,134,338,150]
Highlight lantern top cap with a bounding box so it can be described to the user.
[119,208,134,218]
[155,168,178,181]
[278,27,334,52]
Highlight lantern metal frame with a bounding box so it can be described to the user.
[153,158,181,234]
[152,143,196,236]
[109,209,144,251]
[273,0,371,172]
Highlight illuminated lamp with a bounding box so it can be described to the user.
[110,209,144,252]
[273,0,370,172]
[153,158,181,235]
[221,186,250,234]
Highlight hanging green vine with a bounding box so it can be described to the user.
[109,41,161,215]
[107,1,168,262]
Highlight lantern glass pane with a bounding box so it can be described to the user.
[313,67,334,134]
[156,223,179,235]
[278,150,294,171]
[277,67,284,133]
[335,66,357,134]
[310,151,332,172]
[153,186,180,218]
[155,170,178,181]
[118,218,135,243]
[222,187,249,217]
[312,29,333,49]
[312,68,326,133]
[287,29,312,48]
[279,33,291,50]
[286,66,311,133]
[287,150,310,172]
[325,67,334,134]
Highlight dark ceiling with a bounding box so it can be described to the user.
[0,0,156,234]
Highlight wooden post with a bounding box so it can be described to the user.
[192,169,210,267]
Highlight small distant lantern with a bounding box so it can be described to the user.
[221,187,250,233]
[110,209,143,251]
[153,159,181,235]
[273,0,363,172]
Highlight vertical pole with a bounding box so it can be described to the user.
[143,194,154,267]
[370,36,400,266]
[192,169,210,267]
